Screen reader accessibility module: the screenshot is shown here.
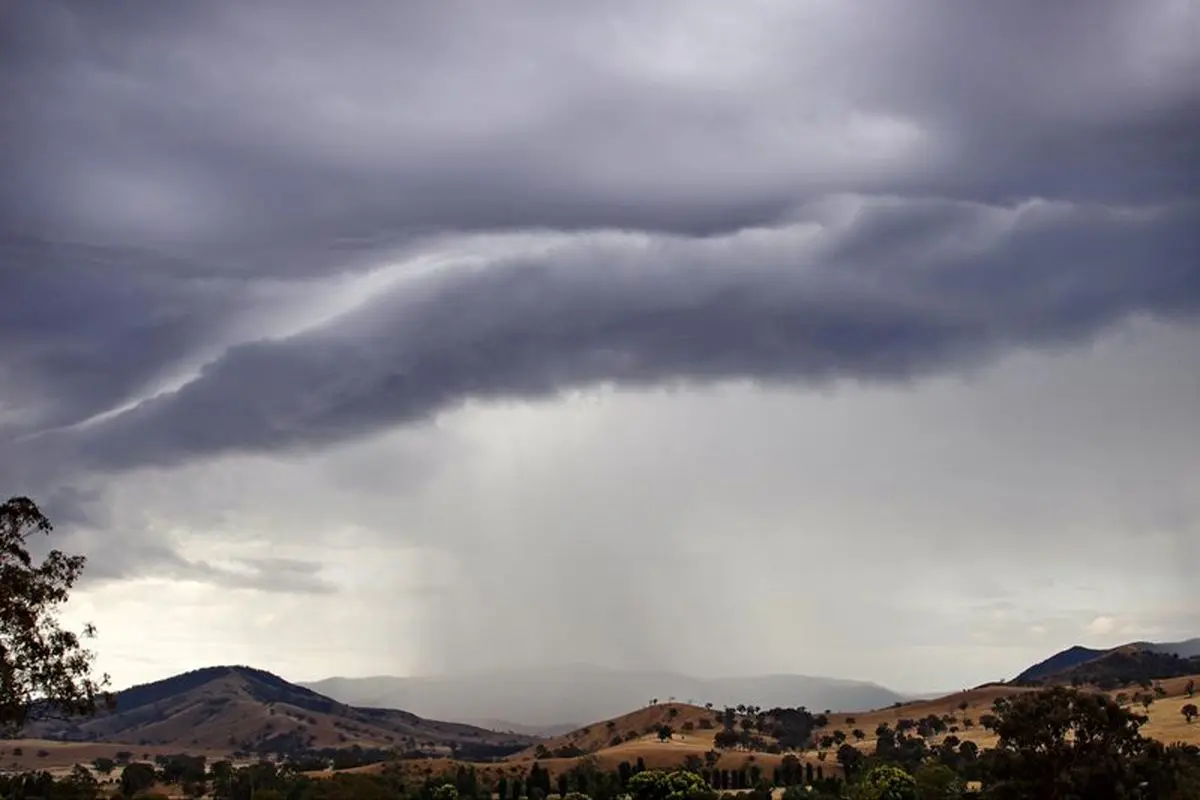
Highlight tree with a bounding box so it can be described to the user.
[1184,704,1199,724]
[912,763,961,800]
[60,763,101,800]
[120,762,157,797]
[626,769,707,800]
[658,724,674,742]
[1188,679,1196,698]
[851,728,865,741]
[853,764,916,800]
[984,686,1179,799]
[835,743,863,779]
[1,496,112,734]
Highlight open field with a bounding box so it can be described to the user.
[0,738,242,774]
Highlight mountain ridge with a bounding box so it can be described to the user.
[1013,637,1200,687]
[21,664,534,758]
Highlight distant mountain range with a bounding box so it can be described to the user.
[302,663,907,730]
[1013,638,1200,686]
[22,665,532,757]
[1142,638,1200,659]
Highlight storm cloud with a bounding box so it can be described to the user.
[2,0,1199,691]
[34,196,1198,473]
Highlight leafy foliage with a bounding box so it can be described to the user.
[0,496,111,734]
[984,686,1200,798]
[626,769,710,800]
[852,764,916,800]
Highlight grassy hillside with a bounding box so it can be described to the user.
[1014,640,1200,687]
[7,672,1198,783]
[1018,645,1200,689]
[18,666,532,758]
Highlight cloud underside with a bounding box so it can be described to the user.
[0,0,1198,675]
[17,195,1193,474]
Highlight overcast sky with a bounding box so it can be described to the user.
[2,0,1199,697]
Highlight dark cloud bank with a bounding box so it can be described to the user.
[1,0,1199,605]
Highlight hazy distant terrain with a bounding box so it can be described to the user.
[1145,638,1200,659]
[302,664,906,729]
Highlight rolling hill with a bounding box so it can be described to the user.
[303,663,906,729]
[8,664,1199,777]
[1014,639,1200,687]
[19,665,534,757]
[1013,645,1110,683]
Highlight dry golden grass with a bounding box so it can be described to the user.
[1107,674,1200,746]
[809,676,1200,757]
[511,703,721,759]
[0,738,230,772]
[353,676,1200,781]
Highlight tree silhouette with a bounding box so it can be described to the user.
[984,686,1191,798]
[1,496,112,734]
[835,743,863,779]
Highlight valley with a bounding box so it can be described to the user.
[5,639,1200,795]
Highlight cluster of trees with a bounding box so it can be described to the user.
[710,704,821,753]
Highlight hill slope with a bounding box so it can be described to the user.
[1013,645,1110,683]
[304,664,905,728]
[1015,641,1200,688]
[21,666,533,757]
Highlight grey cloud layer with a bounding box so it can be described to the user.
[56,196,1200,471]
[2,0,1199,602]
[2,1,1197,254]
